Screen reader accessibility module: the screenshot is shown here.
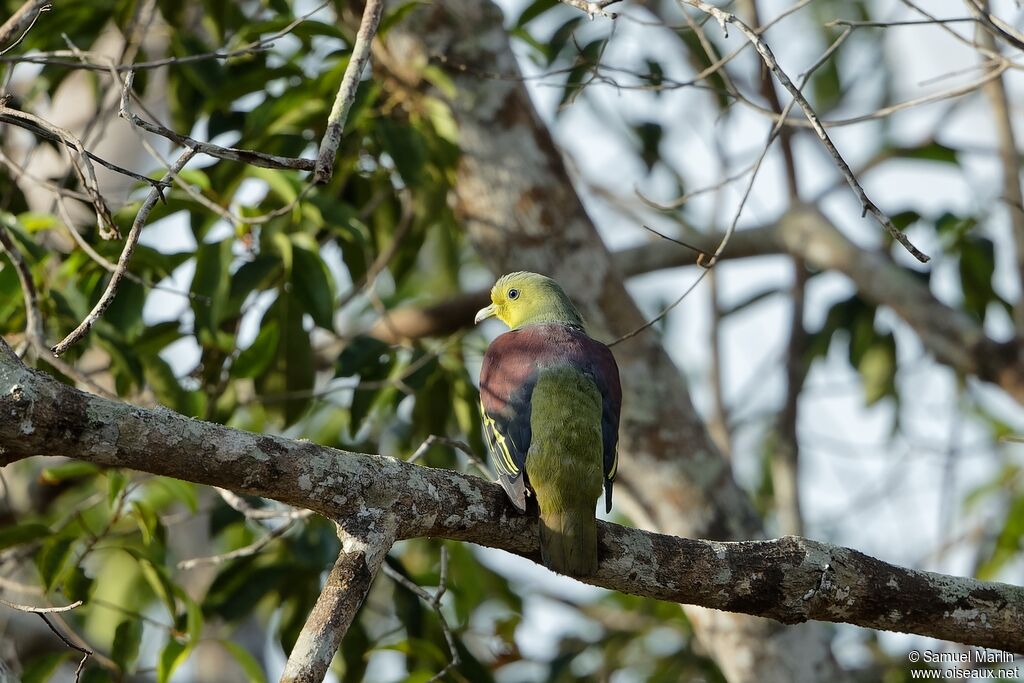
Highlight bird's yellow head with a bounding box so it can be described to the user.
[474,271,584,330]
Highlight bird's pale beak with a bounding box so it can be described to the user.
[474,304,497,325]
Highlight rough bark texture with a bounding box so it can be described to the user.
[381,3,845,680]
[280,520,396,683]
[1,345,1021,654]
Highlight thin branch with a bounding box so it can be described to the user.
[177,516,305,570]
[0,0,330,69]
[826,17,976,28]
[51,147,197,356]
[0,105,119,238]
[677,0,931,262]
[0,109,169,191]
[382,548,461,683]
[117,71,314,172]
[214,487,311,521]
[609,21,850,347]
[408,434,493,479]
[963,0,1024,52]
[557,0,621,19]
[35,612,92,683]
[313,0,383,183]
[0,597,82,613]
[0,0,50,55]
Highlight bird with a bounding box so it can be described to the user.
[475,271,621,576]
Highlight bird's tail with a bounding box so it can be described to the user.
[538,505,598,577]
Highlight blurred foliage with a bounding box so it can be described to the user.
[1,0,1022,681]
[0,0,717,680]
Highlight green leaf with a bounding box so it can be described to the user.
[111,619,143,674]
[141,354,192,415]
[219,640,268,683]
[204,562,291,621]
[21,651,71,683]
[191,239,234,348]
[0,522,51,550]
[290,241,336,330]
[138,556,179,619]
[103,279,146,341]
[131,500,162,546]
[859,333,897,405]
[379,0,425,36]
[107,470,128,508]
[62,563,93,602]
[959,237,998,322]
[148,477,199,513]
[888,141,959,165]
[36,536,75,591]
[234,322,281,378]
[516,0,558,26]
[377,119,427,186]
[39,461,100,484]
[158,638,190,683]
[280,298,314,425]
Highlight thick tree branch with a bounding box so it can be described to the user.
[0,344,1021,654]
[280,520,396,683]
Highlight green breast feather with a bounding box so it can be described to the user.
[525,365,603,575]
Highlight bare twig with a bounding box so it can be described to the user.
[314,0,383,183]
[51,147,197,356]
[382,547,461,682]
[0,105,118,238]
[35,612,92,682]
[177,516,306,570]
[558,0,621,19]
[677,0,930,262]
[825,17,975,28]
[0,597,82,613]
[0,0,331,70]
[0,110,169,190]
[408,435,493,479]
[214,487,312,521]
[610,22,848,347]
[116,71,314,172]
[0,0,50,55]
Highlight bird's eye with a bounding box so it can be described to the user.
[507,288,520,300]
